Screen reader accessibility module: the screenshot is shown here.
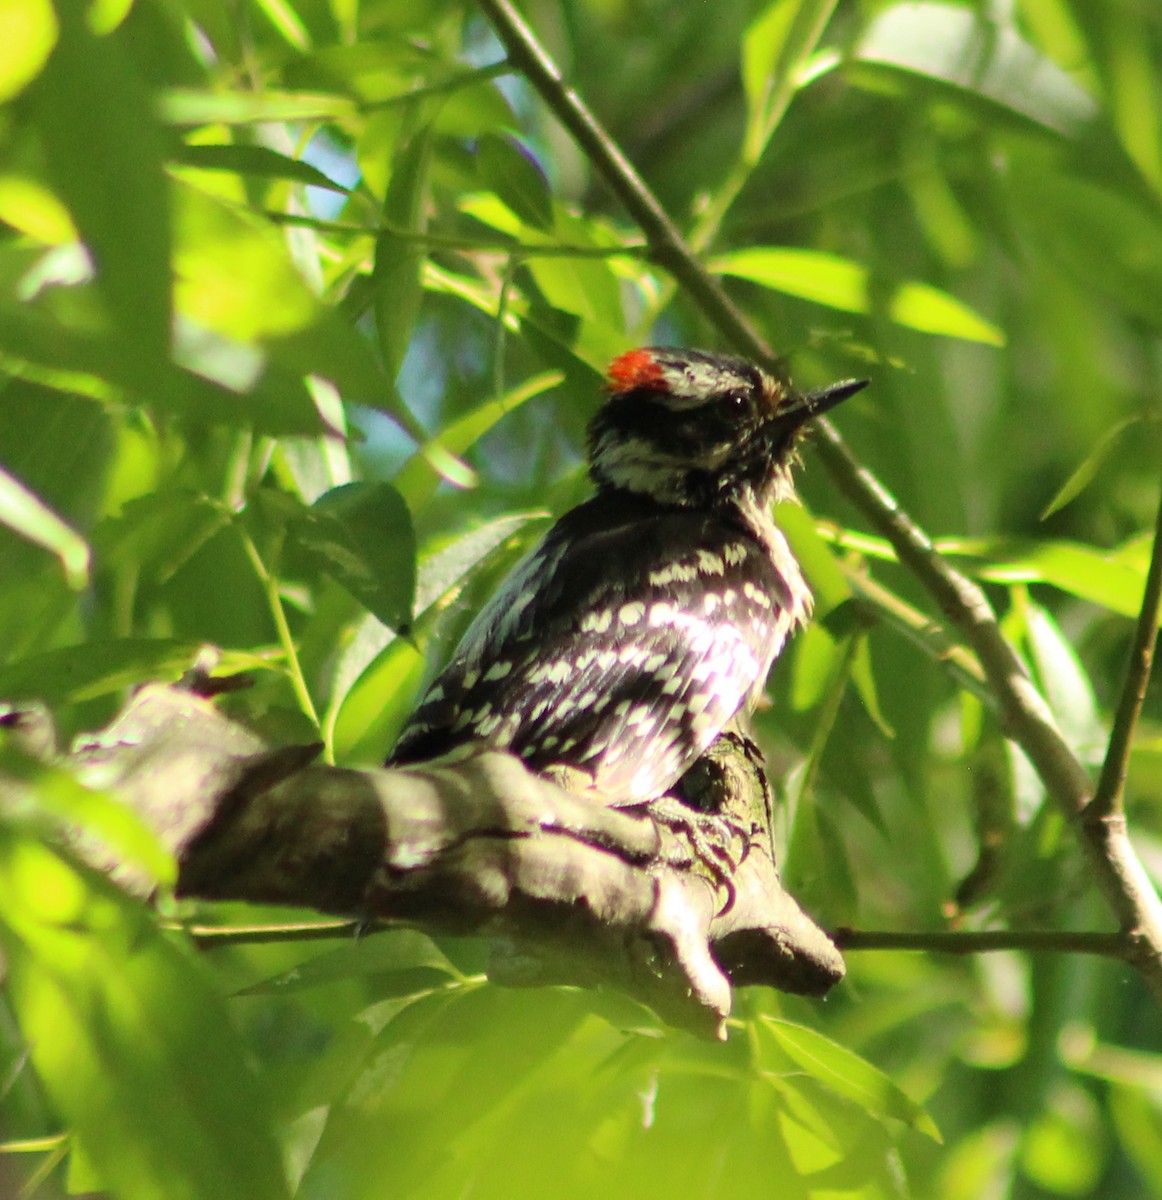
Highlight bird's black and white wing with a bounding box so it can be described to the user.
[389,491,808,805]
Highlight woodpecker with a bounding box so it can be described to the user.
[389,348,865,805]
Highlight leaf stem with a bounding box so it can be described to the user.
[238,528,323,739]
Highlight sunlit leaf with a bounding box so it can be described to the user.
[159,88,357,125]
[1022,600,1103,765]
[252,0,310,51]
[0,172,76,243]
[2,758,175,886]
[0,0,57,101]
[742,0,839,160]
[0,465,89,588]
[395,370,564,508]
[476,132,552,231]
[0,833,290,1200]
[712,247,1004,344]
[855,1,1097,134]
[33,5,170,363]
[762,1017,942,1140]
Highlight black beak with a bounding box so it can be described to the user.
[781,377,868,425]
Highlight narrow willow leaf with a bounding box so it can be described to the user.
[395,370,564,508]
[713,247,1004,344]
[742,0,839,160]
[35,5,170,364]
[175,144,348,193]
[0,466,89,588]
[239,930,458,995]
[476,133,553,231]
[159,88,357,125]
[5,760,175,886]
[0,639,200,705]
[1023,600,1103,764]
[0,0,57,101]
[0,834,290,1200]
[763,1017,942,1141]
[1041,416,1143,518]
[855,1,1096,134]
[374,118,433,383]
[252,0,311,51]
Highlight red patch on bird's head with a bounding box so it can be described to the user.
[607,349,667,393]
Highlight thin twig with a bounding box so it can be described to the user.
[835,928,1134,961]
[1089,482,1162,820]
[474,0,780,378]
[176,919,364,945]
[475,0,1162,1002]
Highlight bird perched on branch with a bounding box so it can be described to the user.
[389,347,865,806]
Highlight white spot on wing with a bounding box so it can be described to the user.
[581,608,613,633]
[648,561,697,586]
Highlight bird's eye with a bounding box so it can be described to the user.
[719,391,752,419]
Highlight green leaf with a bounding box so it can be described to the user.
[175,144,349,193]
[395,370,563,508]
[476,132,553,231]
[761,1017,942,1141]
[776,501,851,615]
[33,6,171,364]
[817,527,1152,620]
[294,482,416,633]
[712,247,1005,344]
[964,538,1147,619]
[1041,416,1144,518]
[0,0,57,102]
[742,0,839,160]
[0,638,200,705]
[374,117,433,383]
[2,756,175,887]
[0,465,89,588]
[96,490,230,584]
[159,88,357,125]
[327,512,544,756]
[239,929,459,995]
[0,831,290,1200]
[855,1,1097,135]
[1022,599,1104,765]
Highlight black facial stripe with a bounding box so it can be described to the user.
[592,392,759,460]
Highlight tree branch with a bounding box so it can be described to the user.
[835,928,1135,960]
[475,0,1162,1003]
[51,683,845,1039]
[1089,482,1162,821]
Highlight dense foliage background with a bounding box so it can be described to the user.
[2,0,1162,1196]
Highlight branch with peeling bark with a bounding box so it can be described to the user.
[37,679,844,1039]
[475,0,1162,1007]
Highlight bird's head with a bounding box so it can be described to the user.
[587,347,866,509]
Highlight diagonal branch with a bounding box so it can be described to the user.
[476,0,1162,1003]
[1088,482,1162,821]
